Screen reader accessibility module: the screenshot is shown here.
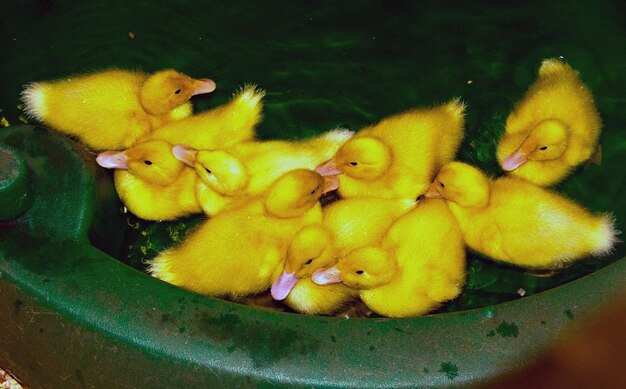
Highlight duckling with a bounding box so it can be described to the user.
[313,199,466,318]
[21,69,216,150]
[96,139,201,221]
[272,198,416,315]
[271,225,357,315]
[425,161,619,269]
[316,99,465,199]
[172,129,353,216]
[147,169,327,298]
[496,58,603,186]
[143,85,264,150]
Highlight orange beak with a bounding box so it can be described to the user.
[423,182,442,198]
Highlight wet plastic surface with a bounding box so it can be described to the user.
[1,0,625,387]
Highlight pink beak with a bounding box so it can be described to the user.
[96,151,129,169]
[312,266,342,285]
[502,150,528,171]
[191,78,217,96]
[316,159,342,176]
[172,144,198,166]
[271,271,298,301]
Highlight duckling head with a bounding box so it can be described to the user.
[97,139,185,186]
[316,137,391,181]
[139,69,216,115]
[264,169,325,218]
[270,225,335,300]
[172,144,248,195]
[501,119,568,171]
[312,246,396,290]
[425,162,490,208]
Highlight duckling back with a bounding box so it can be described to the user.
[445,170,618,269]
[145,85,264,149]
[148,169,325,298]
[359,199,466,317]
[334,98,465,199]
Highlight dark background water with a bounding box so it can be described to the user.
[1,0,625,312]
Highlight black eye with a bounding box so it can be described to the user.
[539,146,548,150]
[304,259,314,265]
[174,89,182,94]
[144,160,153,165]
[205,167,212,174]
[355,270,364,275]
[439,182,445,188]
[349,162,358,166]
[310,185,319,195]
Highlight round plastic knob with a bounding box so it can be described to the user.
[0,144,33,220]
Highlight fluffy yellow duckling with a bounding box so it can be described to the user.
[21,69,216,150]
[272,198,416,315]
[316,99,465,199]
[96,139,201,221]
[143,85,264,150]
[313,199,466,318]
[271,225,357,315]
[172,129,353,216]
[496,58,603,186]
[147,169,327,298]
[425,161,619,269]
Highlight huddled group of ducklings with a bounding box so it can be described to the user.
[22,58,619,317]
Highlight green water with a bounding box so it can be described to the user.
[1,0,625,313]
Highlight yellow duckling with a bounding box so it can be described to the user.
[271,225,357,315]
[147,169,328,298]
[171,129,353,216]
[21,69,216,150]
[496,58,603,186]
[316,99,465,199]
[96,139,201,221]
[425,161,619,269]
[272,198,416,315]
[143,85,264,150]
[313,199,466,318]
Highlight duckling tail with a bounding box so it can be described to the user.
[538,58,573,77]
[21,82,48,121]
[146,251,176,283]
[590,213,621,257]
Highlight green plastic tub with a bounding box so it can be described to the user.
[1,1,625,387]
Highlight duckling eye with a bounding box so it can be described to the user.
[539,146,548,150]
[205,167,212,174]
[304,258,314,265]
[355,270,364,275]
[144,160,153,166]
[349,162,358,166]
[439,182,445,188]
[310,185,319,195]
[174,89,182,95]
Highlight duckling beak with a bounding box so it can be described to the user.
[501,150,528,171]
[321,175,340,194]
[423,183,442,198]
[271,271,298,301]
[316,159,342,176]
[96,151,128,169]
[312,266,341,285]
[172,144,198,166]
[190,78,217,96]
